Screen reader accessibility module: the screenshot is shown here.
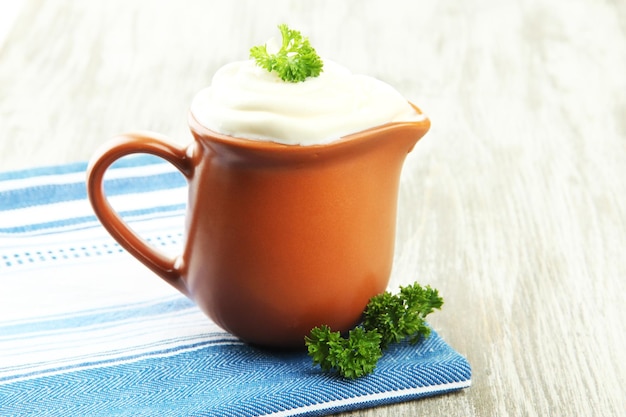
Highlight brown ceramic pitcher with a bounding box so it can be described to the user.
[86,104,430,348]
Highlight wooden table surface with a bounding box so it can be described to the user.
[1,0,625,415]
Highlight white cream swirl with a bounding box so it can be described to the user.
[190,59,423,145]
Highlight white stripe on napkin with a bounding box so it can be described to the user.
[0,187,186,232]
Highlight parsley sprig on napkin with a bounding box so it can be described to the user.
[305,282,443,379]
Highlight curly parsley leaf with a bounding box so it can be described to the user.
[305,325,382,379]
[305,282,443,378]
[363,283,443,348]
[250,24,323,83]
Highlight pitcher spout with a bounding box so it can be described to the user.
[391,102,430,153]
[350,101,430,157]
[407,102,431,148]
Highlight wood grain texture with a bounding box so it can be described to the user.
[1,0,625,415]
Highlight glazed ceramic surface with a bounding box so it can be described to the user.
[86,104,429,347]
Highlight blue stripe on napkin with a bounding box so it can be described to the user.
[0,297,196,338]
[0,155,165,182]
[0,204,185,234]
[0,172,185,211]
[0,156,471,417]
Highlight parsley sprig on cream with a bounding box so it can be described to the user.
[305,282,443,379]
[250,24,323,82]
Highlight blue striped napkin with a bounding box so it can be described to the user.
[0,156,471,417]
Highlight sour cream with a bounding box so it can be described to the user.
[190,59,423,145]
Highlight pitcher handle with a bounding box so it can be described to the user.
[86,132,193,296]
